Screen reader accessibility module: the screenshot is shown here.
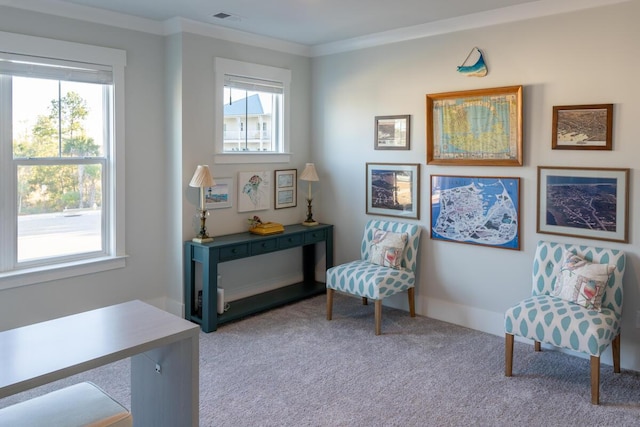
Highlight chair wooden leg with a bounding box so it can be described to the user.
[374,300,382,335]
[326,288,334,320]
[612,333,621,373]
[505,334,514,377]
[408,287,416,317]
[534,341,541,352]
[591,356,600,405]
[362,297,368,305]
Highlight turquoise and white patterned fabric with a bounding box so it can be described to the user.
[505,241,625,357]
[326,220,421,300]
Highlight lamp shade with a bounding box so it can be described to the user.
[189,165,215,188]
[299,163,319,182]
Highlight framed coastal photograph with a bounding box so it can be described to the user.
[205,177,233,209]
[274,169,297,209]
[431,175,520,250]
[552,104,613,150]
[537,166,629,243]
[366,163,419,219]
[374,115,410,150]
[238,171,270,212]
[426,85,523,166]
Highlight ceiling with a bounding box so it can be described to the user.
[47,0,542,46]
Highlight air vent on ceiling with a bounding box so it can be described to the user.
[213,12,241,22]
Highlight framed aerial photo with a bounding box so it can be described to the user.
[205,177,233,209]
[374,115,410,150]
[274,169,297,209]
[366,163,420,219]
[430,175,521,250]
[537,166,629,243]
[426,85,523,166]
[552,104,613,150]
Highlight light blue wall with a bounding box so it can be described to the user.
[312,1,640,370]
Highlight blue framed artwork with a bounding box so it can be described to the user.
[431,175,520,250]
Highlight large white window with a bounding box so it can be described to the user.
[0,32,126,289]
[214,58,291,164]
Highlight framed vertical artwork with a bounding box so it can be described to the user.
[426,85,523,166]
[237,171,270,212]
[551,104,613,150]
[274,169,297,209]
[366,163,420,219]
[374,115,410,150]
[205,177,233,209]
[537,166,629,243]
[431,175,520,250]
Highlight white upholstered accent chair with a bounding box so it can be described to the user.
[325,219,421,335]
[504,240,626,404]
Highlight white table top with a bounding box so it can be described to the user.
[0,300,199,398]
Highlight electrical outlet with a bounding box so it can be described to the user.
[155,363,161,374]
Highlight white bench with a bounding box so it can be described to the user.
[0,382,132,427]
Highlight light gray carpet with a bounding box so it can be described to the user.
[2,293,639,426]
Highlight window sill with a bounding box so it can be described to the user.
[214,152,292,164]
[0,255,128,291]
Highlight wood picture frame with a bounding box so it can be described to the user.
[430,175,521,250]
[374,115,410,150]
[537,166,629,243]
[552,104,613,150]
[205,177,233,209]
[274,169,297,209]
[366,163,420,219]
[426,85,523,166]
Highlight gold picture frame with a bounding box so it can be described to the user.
[426,85,523,166]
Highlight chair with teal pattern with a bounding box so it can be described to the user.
[504,240,626,404]
[326,219,421,335]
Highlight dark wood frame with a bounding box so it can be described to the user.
[537,166,629,243]
[426,85,523,166]
[374,115,410,150]
[274,169,297,209]
[552,104,613,150]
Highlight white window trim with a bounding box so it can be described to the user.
[213,57,291,164]
[0,31,127,291]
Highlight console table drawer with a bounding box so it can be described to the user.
[251,238,278,255]
[304,229,327,244]
[219,243,249,261]
[278,234,303,249]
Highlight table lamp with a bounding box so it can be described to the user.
[300,163,319,226]
[189,165,215,243]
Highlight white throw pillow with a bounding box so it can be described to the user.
[368,228,408,269]
[551,251,614,311]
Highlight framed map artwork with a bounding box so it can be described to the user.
[426,85,523,166]
[537,166,629,243]
[430,175,520,250]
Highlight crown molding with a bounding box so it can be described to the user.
[0,0,631,58]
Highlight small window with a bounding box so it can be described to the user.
[214,58,291,164]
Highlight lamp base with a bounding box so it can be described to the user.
[193,236,214,243]
[301,220,319,226]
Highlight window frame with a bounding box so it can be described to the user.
[0,31,127,290]
[213,57,291,164]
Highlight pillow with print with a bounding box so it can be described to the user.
[551,251,614,311]
[367,228,408,269]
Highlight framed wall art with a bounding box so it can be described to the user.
[274,169,297,209]
[205,177,233,209]
[374,115,410,150]
[537,166,629,243]
[426,85,523,166]
[366,163,420,219]
[552,104,613,150]
[238,171,270,212]
[431,175,520,250]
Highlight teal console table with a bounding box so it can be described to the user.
[184,223,333,332]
